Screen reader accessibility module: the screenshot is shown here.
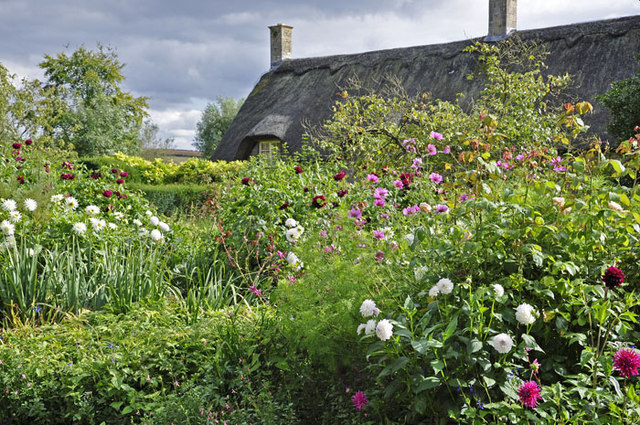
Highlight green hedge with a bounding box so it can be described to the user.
[129,183,212,216]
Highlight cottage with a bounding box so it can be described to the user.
[213,0,640,161]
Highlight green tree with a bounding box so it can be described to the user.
[194,96,244,157]
[596,57,640,142]
[138,119,175,150]
[39,45,149,156]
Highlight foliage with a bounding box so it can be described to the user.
[138,119,175,151]
[194,96,244,157]
[39,44,149,156]
[130,183,212,216]
[596,56,640,142]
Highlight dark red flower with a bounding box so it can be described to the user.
[105,205,115,211]
[111,168,119,174]
[381,166,389,175]
[103,190,113,198]
[279,201,290,210]
[241,177,252,185]
[90,173,101,179]
[12,142,21,149]
[337,189,348,198]
[62,161,74,170]
[602,266,625,289]
[362,165,369,170]
[613,348,640,379]
[16,176,25,184]
[333,170,347,181]
[24,139,33,146]
[116,178,124,184]
[120,171,129,178]
[60,173,75,180]
[312,195,326,209]
[294,166,303,174]
[303,187,309,193]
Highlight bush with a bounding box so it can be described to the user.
[597,56,640,142]
[130,183,212,215]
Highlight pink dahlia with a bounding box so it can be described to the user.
[352,391,368,411]
[602,266,625,289]
[517,380,542,408]
[613,348,640,379]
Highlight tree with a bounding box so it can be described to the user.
[194,97,244,157]
[39,45,149,156]
[138,119,175,150]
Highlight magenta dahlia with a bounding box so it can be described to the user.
[517,380,542,408]
[602,266,625,289]
[351,391,368,411]
[613,348,640,379]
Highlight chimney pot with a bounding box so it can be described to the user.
[269,24,293,69]
[486,0,517,41]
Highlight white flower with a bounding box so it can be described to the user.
[145,210,153,217]
[50,194,64,203]
[4,235,16,248]
[2,199,17,211]
[364,319,377,335]
[428,285,440,298]
[24,199,37,212]
[150,216,160,226]
[107,222,117,230]
[376,319,394,341]
[608,201,624,212]
[150,229,164,242]
[138,228,149,237]
[27,248,35,257]
[85,205,100,215]
[381,227,394,239]
[91,218,106,232]
[405,234,415,245]
[286,252,303,270]
[9,210,21,223]
[357,323,367,335]
[436,278,454,294]
[113,211,124,220]
[552,197,565,208]
[493,284,505,298]
[515,303,536,325]
[285,228,299,242]
[414,266,428,281]
[158,221,170,232]
[0,220,15,235]
[285,218,298,228]
[72,222,87,235]
[133,219,143,227]
[359,299,380,317]
[64,197,78,210]
[491,333,514,354]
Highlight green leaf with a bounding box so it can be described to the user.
[521,334,544,353]
[468,338,483,354]
[416,376,441,392]
[431,359,445,374]
[483,376,496,387]
[609,159,625,176]
[442,315,458,342]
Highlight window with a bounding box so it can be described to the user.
[257,139,281,159]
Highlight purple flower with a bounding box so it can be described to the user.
[403,205,420,216]
[352,391,368,410]
[373,230,385,240]
[613,348,640,379]
[374,187,388,199]
[429,172,443,184]
[517,381,542,408]
[429,131,443,140]
[427,144,437,155]
[516,154,524,161]
[435,204,449,214]
[375,251,384,261]
[348,208,362,219]
[374,198,385,207]
[380,213,389,220]
[249,285,262,297]
[411,158,423,169]
[393,180,404,189]
[402,138,417,153]
[367,173,379,183]
[443,146,451,154]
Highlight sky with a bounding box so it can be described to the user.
[1,0,639,150]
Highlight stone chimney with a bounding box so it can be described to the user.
[486,0,517,41]
[269,24,293,69]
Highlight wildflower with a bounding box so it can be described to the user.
[2,199,17,211]
[411,158,423,169]
[348,208,362,219]
[443,146,451,154]
[279,201,290,210]
[493,283,505,298]
[12,142,21,149]
[150,216,160,226]
[113,212,124,220]
[360,299,380,317]
[0,220,14,236]
[602,266,625,289]
[64,197,78,210]
[23,199,37,212]
[419,202,432,213]
[531,359,541,374]
[85,205,100,215]
[613,348,640,379]
[294,166,303,174]
[434,204,449,214]
[25,139,32,145]
[429,172,443,184]
[428,285,440,298]
[286,252,303,270]
[403,205,419,216]
[552,197,565,208]
[249,285,262,297]
[107,223,117,230]
[517,381,542,408]
[8,211,21,223]
[374,198,385,207]
[312,195,326,209]
[91,218,106,232]
[241,177,251,185]
[90,172,100,179]
[430,131,443,140]
[374,187,388,199]
[285,218,298,228]
[405,234,415,245]
[375,250,384,261]
[367,173,379,183]
[515,303,536,325]
[393,180,404,189]
[373,230,385,240]
[364,319,377,335]
[376,319,394,341]
[50,194,64,203]
[72,222,87,235]
[333,170,347,181]
[436,278,454,294]
[337,189,348,197]
[380,213,389,220]
[111,168,119,174]
[286,227,303,242]
[133,219,142,226]
[120,171,129,178]
[116,178,124,184]
[608,201,624,212]
[426,144,438,155]
[103,190,113,198]
[150,229,164,242]
[352,391,368,411]
[491,333,514,354]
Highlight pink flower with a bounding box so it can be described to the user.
[367,173,379,183]
[374,187,388,199]
[411,158,422,169]
[373,230,385,240]
[348,208,362,218]
[116,178,124,184]
[249,285,262,297]
[443,146,451,154]
[429,172,443,184]
[435,204,449,214]
[380,213,389,220]
[375,251,384,261]
[613,348,640,379]
[374,199,385,207]
[517,380,542,408]
[25,139,33,146]
[426,144,437,155]
[352,391,368,410]
[393,180,404,189]
[12,142,21,149]
[429,131,443,140]
[403,205,420,216]
[402,138,417,153]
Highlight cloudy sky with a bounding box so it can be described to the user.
[1,0,639,150]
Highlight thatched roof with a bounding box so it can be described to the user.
[213,15,640,161]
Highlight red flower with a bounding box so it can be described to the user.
[294,166,303,174]
[312,195,326,209]
[62,161,74,170]
[333,170,347,181]
[116,178,124,184]
[602,266,625,289]
[16,176,25,184]
[278,201,290,210]
[241,177,252,185]
[103,190,113,198]
[60,173,75,180]
[24,139,33,145]
[613,348,640,379]
[12,142,21,149]
[351,391,368,411]
[111,168,119,174]
[120,171,129,178]
[90,173,101,179]
[337,189,348,198]
[517,381,542,408]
